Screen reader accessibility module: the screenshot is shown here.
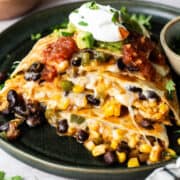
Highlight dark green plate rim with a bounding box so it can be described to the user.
[0,0,179,179]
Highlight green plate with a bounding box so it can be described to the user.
[0,1,179,179]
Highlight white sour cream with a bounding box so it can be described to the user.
[69,2,127,42]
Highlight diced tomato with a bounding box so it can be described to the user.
[43,37,78,63]
[41,65,57,82]
[119,27,129,40]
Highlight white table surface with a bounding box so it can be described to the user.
[0,0,180,179]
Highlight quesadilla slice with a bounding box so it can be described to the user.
[0,2,179,167]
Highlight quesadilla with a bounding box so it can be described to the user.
[0,2,179,167]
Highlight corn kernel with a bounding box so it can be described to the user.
[92,144,106,157]
[139,144,152,154]
[110,140,119,150]
[58,98,70,110]
[128,136,137,148]
[72,85,84,93]
[102,99,121,117]
[149,145,162,162]
[177,138,180,145]
[84,141,95,151]
[159,102,168,113]
[112,129,124,140]
[166,148,177,157]
[127,157,140,168]
[116,152,127,163]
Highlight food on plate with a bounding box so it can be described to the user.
[0,2,179,167]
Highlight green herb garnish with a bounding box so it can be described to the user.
[112,11,120,24]
[11,61,21,72]
[0,171,23,180]
[11,176,23,180]
[61,31,74,37]
[165,80,176,100]
[87,1,99,10]
[31,33,41,41]
[174,130,180,133]
[120,6,151,37]
[0,171,5,179]
[78,21,88,26]
[0,84,4,90]
[95,41,123,52]
[70,114,85,124]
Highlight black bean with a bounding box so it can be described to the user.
[71,56,82,66]
[126,65,139,72]
[86,94,100,106]
[128,86,142,93]
[0,72,7,83]
[146,91,160,101]
[7,90,18,108]
[26,115,41,127]
[14,106,27,117]
[117,58,125,70]
[76,129,89,143]
[140,118,154,129]
[24,72,41,81]
[138,92,147,100]
[104,151,116,165]
[58,119,68,133]
[28,62,44,73]
[117,141,130,153]
[0,122,9,132]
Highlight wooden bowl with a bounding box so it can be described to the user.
[0,0,41,20]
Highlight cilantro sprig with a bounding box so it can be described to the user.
[78,21,88,26]
[31,33,41,41]
[86,1,99,10]
[0,171,23,180]
[165,80,176,100]
[120,6,152,37]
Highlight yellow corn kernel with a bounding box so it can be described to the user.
[159,102,168,114]
[139,144,152,154]
[127,157,140,168]
[116,152,127,163]
[102,100,121,117]
[72,85,84,93]
[149,145,162,162]
[128,136,137,148]
[58,98,70,110]
[112,129,124,140]
[177,138,180,145]
[166,148,177,157]
[110,140,119,150]
[84,141,95,152]
[92,144,106,157]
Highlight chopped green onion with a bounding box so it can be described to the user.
[70,114,85,124]
[11,176,23,180]
[61,80,74,92]
[78,21,88,26]
[112,11,120,24]
[61,31,74,37]
[0,84,4,90]
[31,33,41,41]
[86,1,99,10]
[165,80,176,100]
[174,130,180,133]
[0,171,5,179]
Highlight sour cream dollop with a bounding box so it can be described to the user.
[69,2,128,42]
